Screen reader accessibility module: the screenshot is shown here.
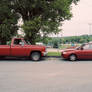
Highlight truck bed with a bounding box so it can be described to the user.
[0,45,10,56]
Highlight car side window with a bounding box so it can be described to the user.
[83,44,89,50]
[89,44,92,49]
[83,44,92,50]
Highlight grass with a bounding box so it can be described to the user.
[47,52,61,56]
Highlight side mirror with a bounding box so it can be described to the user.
[19,42,24,46]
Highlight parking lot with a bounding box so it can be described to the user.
[0,57,92,92]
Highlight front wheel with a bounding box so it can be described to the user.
[31,52,41,61]
[69,54,77,61]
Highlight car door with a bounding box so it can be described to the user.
[79,44,92,59]
[11,39,28,56]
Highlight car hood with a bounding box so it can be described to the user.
[62,48,76,52]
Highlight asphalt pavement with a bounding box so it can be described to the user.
[0,57,92,92]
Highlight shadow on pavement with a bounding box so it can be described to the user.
[0,56,92,62]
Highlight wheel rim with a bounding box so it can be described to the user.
[70,55,76,61]
[33,55,39,61]
[32,52,40,61]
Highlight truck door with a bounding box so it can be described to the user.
[11,39,28,56]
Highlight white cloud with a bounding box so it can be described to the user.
[62,0,92,36]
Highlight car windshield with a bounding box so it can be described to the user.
[75,44,85,50]
[75,46,81,50]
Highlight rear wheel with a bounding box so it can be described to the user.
[69,54,77,61]
[31,52,41,61]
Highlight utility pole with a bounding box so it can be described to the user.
[88,23,92,35]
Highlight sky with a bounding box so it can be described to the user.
[61,0,92,37]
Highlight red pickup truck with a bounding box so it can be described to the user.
[0,38,47,61]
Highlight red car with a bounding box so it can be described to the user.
[61,43,92,61]
[0,38,47,61]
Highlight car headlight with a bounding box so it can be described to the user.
[63,52,67,54]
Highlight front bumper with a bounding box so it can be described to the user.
[61,52,68,59]
[61,53,65,59]
[42,51,48,56]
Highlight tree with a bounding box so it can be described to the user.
[22,17,41,44]
[11,0,79,44]
[0,0,19,44]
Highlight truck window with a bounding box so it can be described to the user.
[14,39,22,45]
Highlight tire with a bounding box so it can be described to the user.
[69,54,77,61]
[0,56,5,59]
[31,52,41,61]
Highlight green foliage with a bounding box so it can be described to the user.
[0,0,19,44]
[43,37,61,48]
[22,17,41,44]
[11,0,79,44]
[61,35,90,44]
[40,37,51,45]
[46,35,92,46]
